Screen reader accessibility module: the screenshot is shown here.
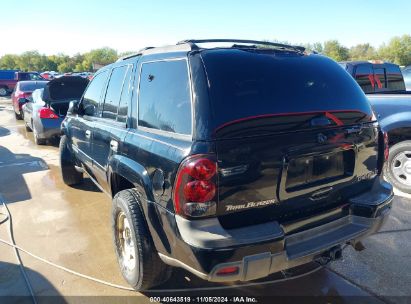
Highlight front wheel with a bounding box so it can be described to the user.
[59,135,83,185]
[385,141,411,194]
[112,189,172,291]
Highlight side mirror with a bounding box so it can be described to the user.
[67,100,80,115]
[83,104,96,116]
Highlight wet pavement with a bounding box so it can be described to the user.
[0,97,409,303]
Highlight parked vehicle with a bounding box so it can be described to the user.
[40,72,58,80]
[11,80,49,119]
[22,76,89,145]
[0,71,45,96]
[341,61,411,193]
[403,66,411,91]
[60,39,393,291]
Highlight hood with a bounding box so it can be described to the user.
[42,76,89,103]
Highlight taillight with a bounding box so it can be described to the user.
[39,108,59,119]
[384,132,389,161]
[173,155,218,218]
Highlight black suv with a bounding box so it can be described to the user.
[60,39,393,290]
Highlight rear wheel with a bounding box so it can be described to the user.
[14,111,22,120]
[33,125,46,145]
[59,135,83,185]
[112,189,172,291]
[385,141,411,194]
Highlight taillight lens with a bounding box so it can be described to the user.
[173,155,218,218]
[39,108,59,119]
[384,132,389,161]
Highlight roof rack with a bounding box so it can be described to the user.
[116,47,154,61]
[177,39,305,53]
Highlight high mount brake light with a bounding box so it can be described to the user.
[39,108,58,119]
[173,155,218,218]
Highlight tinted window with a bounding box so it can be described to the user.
[117,66,133,124]
[102,66,128,120]
[373,68,386,90]
[201,50,373,131]
[82,71,108,117]
[19,81,48,91]
[138,60,191,135]
[354,65,374,93]
[386,65,406,91]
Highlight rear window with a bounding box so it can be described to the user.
[19,81,48,91]
[386,65,406,91]
[201,50,373,131]
[354,64,374,93]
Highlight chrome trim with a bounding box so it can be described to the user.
[158,253,208,280]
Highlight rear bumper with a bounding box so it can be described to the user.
[156,179,393,282]
[34,118,64,139]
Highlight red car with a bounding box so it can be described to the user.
[12,80,48,119]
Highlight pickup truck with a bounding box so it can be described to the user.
[341,61,411,193]
[0,71,45,96]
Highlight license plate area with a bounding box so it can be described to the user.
[286,150,355,192]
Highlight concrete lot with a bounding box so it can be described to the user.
[0,97,409,303]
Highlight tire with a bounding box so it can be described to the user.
[25,123,31,132]
[33,125,46,145]
[59,135,83,185]
[385,140,411,194]
[112,189,172,291]
[0,87,7,97]
[14,111,22,120]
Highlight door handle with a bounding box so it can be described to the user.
[85,130,91,139]
[110,140,118,152]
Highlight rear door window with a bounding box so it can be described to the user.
[138,60,192,135]
[82,70,109,117]
[102,65,128,120]
[354,65,374,93]
[386,65,406,91]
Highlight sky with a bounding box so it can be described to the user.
[1,0,410,56]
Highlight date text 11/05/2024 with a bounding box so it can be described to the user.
[149,297,258,303]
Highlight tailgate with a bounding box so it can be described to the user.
[215,113,381,229]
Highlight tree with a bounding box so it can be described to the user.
[304,42,323,53]
[378,35,411,66]
[0,54,19,69]
[79,47,118,71]
[349,43,377,61]
[323,40,349,61]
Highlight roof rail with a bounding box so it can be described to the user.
[116,47,154,62]
[177,39,305,53]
